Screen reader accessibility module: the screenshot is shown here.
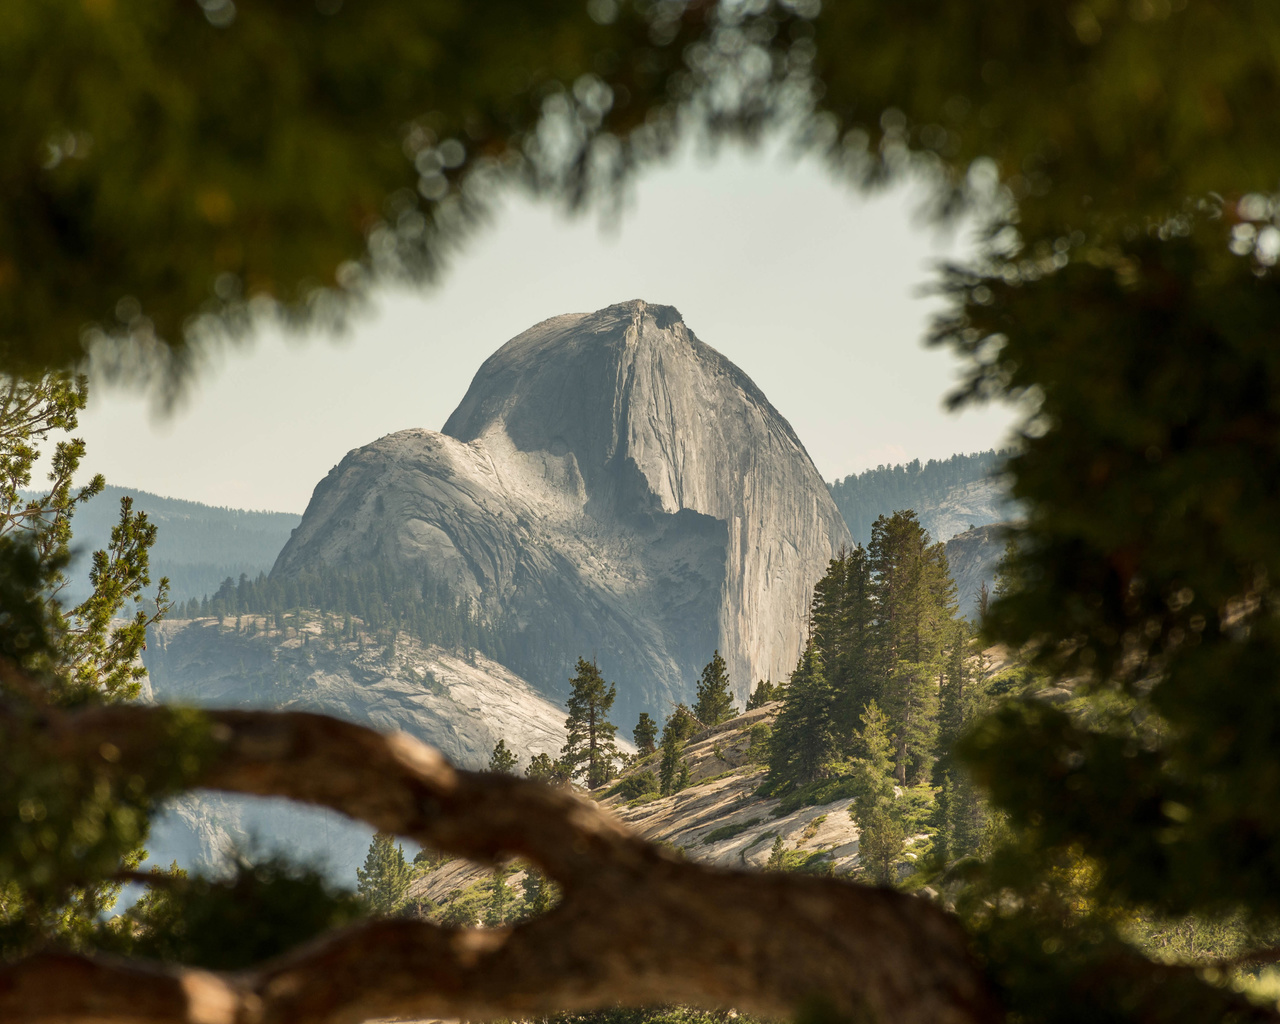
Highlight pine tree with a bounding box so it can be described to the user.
[488,738,519,774]
[632,712,658,756]
[746,679,784,709]
[692,650,737,727]
[560,657,619,790]
[764,642,837,791]
[766,835,787,871]
[485,865,513,926]
[520,868,558,920]
[356,833,412,915]
[850,701,906,886]
[869,511,955,785]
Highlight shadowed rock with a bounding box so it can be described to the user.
[273,300,851,720]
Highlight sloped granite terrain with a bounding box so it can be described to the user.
[272,300,851,721]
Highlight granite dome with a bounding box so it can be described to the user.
[273,300,851,719]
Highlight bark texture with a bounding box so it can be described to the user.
[1,705,999,1024]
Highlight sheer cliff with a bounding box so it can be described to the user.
[272,300,851,720]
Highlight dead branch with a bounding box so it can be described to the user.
[1,705,1001,1024]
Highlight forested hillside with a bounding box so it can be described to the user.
[57,484,300,602]
[829,450,1011,545]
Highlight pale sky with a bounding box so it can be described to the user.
[73,139,1018,514]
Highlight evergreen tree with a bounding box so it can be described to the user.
[520,868,558,920]
[632,712,658,756]
[766,835,787,871]
[485,865,513,926]
[675,759,691,792]
[356,833,411,915]
[869,511,955,785]
[524,753,572,785]
[663,703,699,743]
[746,679,784,709]
[488,738,519,774]
[856,805,906,887]
[560,658,619,790]
[765,642,837,791]
[692,650,737,728]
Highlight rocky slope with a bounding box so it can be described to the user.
[943,523,1008,619]
[412,705,872,911]
[141,613,569,880]
[272,300,851,722]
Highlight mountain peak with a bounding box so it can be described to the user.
[276,304,850,720]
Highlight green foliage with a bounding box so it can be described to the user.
[488,738,519,775]
[632,712,658,756]
[765,835,787,872]
[525,752,572,786]
[201,560,505,661]
[611,771,659,801]
[856,805,906,887]
[744,678,784,709]
[107,856,363,970]
[764,643,836,791]
[519,868,559,921]
[486,865,514,927]
[869,510,957,785]
[702,818,762,846]
[562,658,620,790]
[355,833,411,916]
[691,650,737,728]
[745,722,772,764]
[0,374,185,959]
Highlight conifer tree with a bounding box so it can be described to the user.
[488,738,519,774]
[692,650,737,727]
[485,865,513,926]
[560,657,619,790]
[355,833,412,916]
[632,712,658,756]
[848,702,906,886]
[746,679,784,709]
[520,868,558,919]
[766,835,787,871]
[765,642,837,791]
[869,511,955,785]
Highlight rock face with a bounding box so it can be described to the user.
[916,479,1012,546]
[141,615,572,884]
[143,617,569,768]
[943,523,1008,619]
[273,300,851,720]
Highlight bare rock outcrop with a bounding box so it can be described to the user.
[273,300,851,720]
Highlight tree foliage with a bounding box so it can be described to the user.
[9,1,1280,1019]
[488,739,519,775]
[691,650,736,728]
[562,657,620,790]
[355,833,412,916]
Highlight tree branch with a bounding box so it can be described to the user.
[1,705,1001,1024]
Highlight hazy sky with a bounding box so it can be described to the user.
[73,140,1019,514]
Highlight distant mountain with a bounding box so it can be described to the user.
[55,484,300,603]
[828,450,1014,546]
[273,300,851,723]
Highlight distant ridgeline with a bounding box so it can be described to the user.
[48,484,300,604]
[173,561,512,664]
[828,450,1011,547]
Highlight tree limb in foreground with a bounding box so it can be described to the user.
[1,705,998,1024]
